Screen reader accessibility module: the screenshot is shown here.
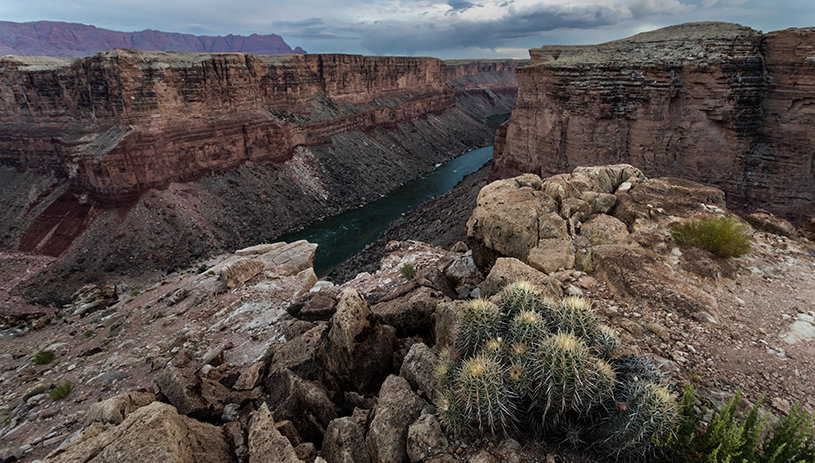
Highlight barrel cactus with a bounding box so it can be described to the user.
[435,280,679,457]
[455,299,501,358]
[500,280,540,316]
[457,355,516,436]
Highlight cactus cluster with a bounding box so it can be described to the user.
[436,280,679,458]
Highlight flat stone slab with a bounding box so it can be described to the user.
[235,242,287,256]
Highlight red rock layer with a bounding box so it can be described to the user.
[0,51,451,203]
[492,22,815,224]
[0,20,304,58]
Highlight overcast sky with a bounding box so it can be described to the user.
[2,0,812,59]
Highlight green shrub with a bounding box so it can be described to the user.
[33,350,55,365]
[674,384,815,463]
[671,216,753,258]
[50,381,73,401]
[129,289,140,297]
[400,263,417,279]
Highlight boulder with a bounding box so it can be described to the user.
[466,174,558,268]
[559,197,591,222]
[592,245,720,323]
[443,253,484,288]
[481,257,563,300]
[45,402,234,463]
[571,165,646,194]
[366,375,427,463]
[407,414,449,463]
[399,343,440,401]
[319,288,396,394]
[154,363,209,418]
[580,191,618,215]
[745,210,796,238]
[84,391,156,426]
[293,268,319,299]
[537,212,569,240]
[527,240,575,274]
[581,214,629,245]
[234,361,266,391]
[371,285,450,337]
[800,217,815,241]
[235,242,286,256]
[293,292,338,322]
[264,324,328,407]
[434,300,465,350]
[323,416,371,463]
[255,240,318,276]
[248,403,301,463]
[220,258,264,288]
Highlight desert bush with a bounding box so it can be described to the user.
[50,381,73,401]
[671,216,753,258]
[400,263,416,279]
[674,384,815,463]
[33,350,55,365]
[437,281,678,459]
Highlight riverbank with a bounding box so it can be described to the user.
[328,162,491,283]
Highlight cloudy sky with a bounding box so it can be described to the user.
[2,0,812,59]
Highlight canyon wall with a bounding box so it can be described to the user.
[0,51,520,303]
[492,22,815,224]
[0,20,305,57]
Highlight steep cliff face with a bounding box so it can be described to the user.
[492,22,815,223]
[0,51,520,303]
[0,20,305,57]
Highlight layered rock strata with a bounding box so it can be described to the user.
[493,22,815,224]
[0,51,521,303]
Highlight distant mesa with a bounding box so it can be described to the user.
[0,20,306,58]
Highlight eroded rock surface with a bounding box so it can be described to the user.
[493,22,815,225]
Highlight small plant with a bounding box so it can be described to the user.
[33,350,55,365]
[197,264,208,274]
[129,289,140,297]
[400,263,417,279]
[83,330,94,338]
[50,381,73,401]
[674,384,815,463]
[671,216,753,258]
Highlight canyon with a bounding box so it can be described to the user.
[0,21,305,57]
[492,22,815,225]
[0,51,523,304]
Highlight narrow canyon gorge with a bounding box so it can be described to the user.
[0,51,523,303]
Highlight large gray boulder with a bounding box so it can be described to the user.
[45,402,235,463]
[366,375,427,463]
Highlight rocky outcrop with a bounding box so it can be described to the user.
[0,20,305,57]
[43,402,235,463]
[493,22,815,225]
[0,51,522,303]
[467,165,732,322]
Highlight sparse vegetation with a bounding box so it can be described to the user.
[400,263,417,279]
[83,330,94,338]
[129,289,140,297]
[33,350,55,365]
[50,381,73,401]
[671,216,753,258]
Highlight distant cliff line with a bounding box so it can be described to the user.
[493,22,815,224]
[0,20,306,58]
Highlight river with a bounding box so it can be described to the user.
[273,146,493,276]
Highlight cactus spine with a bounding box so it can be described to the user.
[500,280,540,316]
[548,296,598,341]
[596,382,679,456]
[593,324,620,360]
[457,355,515,436]
[509,309,547,348]
[534,333,603,414]
[455,299,501,358]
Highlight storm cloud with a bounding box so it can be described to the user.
[2,0,812,58]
